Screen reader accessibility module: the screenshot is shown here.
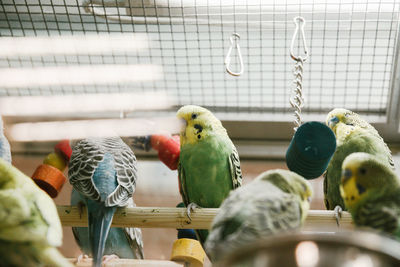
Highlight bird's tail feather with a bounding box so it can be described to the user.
[88,200,117,267]
[195,229,209,246]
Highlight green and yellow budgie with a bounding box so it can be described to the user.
[0,158,73,267]
[177,105,242,246]
[205,169,312,262]
[340,152,400,238]
[324,108,394,220]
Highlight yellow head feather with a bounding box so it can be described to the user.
[340,152,399,210]
[326,108,377,141]
[176,105,226,145]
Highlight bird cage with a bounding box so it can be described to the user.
[1,0,400,266]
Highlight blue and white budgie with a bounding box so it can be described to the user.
[71,188,144,261]
[0,117,11,163]
[68,137,142,267]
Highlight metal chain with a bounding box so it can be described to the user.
[290,16,309,132]
[290,58,305,131]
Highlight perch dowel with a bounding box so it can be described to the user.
[69,258,184,267]
[57,206,353,229]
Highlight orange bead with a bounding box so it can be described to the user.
[31,164,66,198]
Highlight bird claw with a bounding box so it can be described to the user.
[75,254,89,264]
[102,254,119,264]
[186,203,200,221]
[334,205,343,227]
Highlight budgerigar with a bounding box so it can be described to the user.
[71,189,144,261]
[0,117,11,163]
[68,137,140,267]
[177,105,242,246]
[324,108,394,221]
[0,158,73,267]
[340,152,400,238]
[205,169,312,262]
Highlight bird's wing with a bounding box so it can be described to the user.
[123,198,144,259]
[323,171,331,210]
[357,202,399,234]
[228,145,243,189]
[0,136,11,163]
[178,162,190,206]
[34,190,64,247]
[68,138,104,201]
[106,137,137,207]
[261,195,303,233]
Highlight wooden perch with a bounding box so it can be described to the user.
[69,258,184,267]
[57,206,353,229]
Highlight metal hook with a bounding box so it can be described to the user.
[225,33,244,76]
[290,17,309,62]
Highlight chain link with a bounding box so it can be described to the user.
[290,58,305,131]
[290,17,308,132]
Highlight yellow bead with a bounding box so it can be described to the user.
[170,238,205,267]
[43,152,66,171]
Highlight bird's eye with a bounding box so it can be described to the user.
[191,113,197,119]
[359,168,367,175]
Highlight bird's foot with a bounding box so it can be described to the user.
[102,254,119,264]
[334,205,343,227]
[186,202,200,221]
[75,254,89,264]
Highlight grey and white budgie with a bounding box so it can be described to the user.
[68,137,143,267]
[205,169,312,262]
[0,117,11,163]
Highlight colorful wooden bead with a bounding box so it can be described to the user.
[151,135,180,170]
[43,152,66,171]
[170,238,205,267]
[54,139,72,162]
[31,164,66,198]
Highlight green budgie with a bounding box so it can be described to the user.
[205,169,312,262]
[177,105,242,246]
[324,108,394,222]
[340,152,400,238]
[0,158,73,267]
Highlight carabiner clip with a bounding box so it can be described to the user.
[290,17,309,62]
[225,33,244,76]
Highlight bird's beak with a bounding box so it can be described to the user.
[328,116,340,128]
[341,168,352,184]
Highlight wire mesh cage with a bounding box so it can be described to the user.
[1,0,399,119]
